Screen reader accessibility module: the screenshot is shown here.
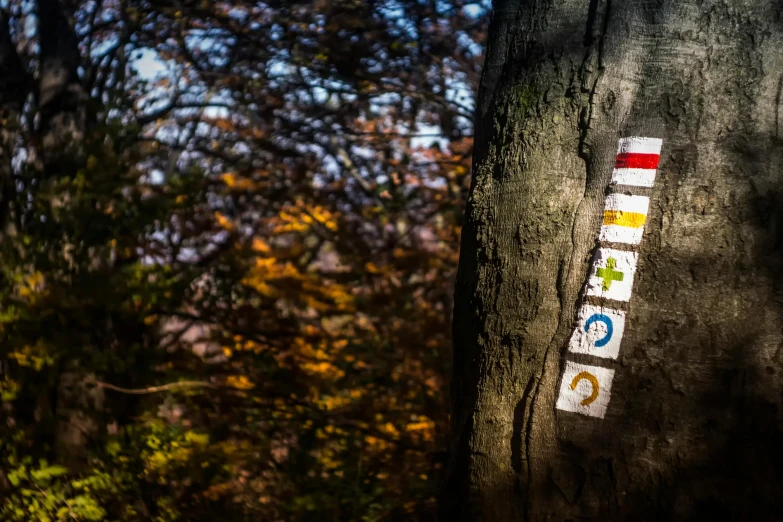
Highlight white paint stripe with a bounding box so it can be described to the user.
[603,193,649,216]
[585,247,639,302]
[568,304,626,360]
[600,223,645,244]
[611,167,657,188]
[555,361,615,418]
[616,136,663,155]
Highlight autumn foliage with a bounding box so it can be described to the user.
[0,1,487,520]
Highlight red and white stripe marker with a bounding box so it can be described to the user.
[610,137,663,188]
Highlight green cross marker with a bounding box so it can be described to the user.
[596,257,624,291]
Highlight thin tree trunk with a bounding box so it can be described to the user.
[37,0,86,166]
[0,9,28,239]
[443,0,783,520]
[36,0,95,467]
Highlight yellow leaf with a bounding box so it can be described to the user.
[405,418,435,433]
[225,375,254,390]
[252,238,272,254]
[215,211,234,230]
[378,422,399,438]
[221,172,237,187]
[18,271,45,299]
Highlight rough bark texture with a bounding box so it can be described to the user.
[443,0,783,520]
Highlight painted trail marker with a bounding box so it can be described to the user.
[610,137,662,188]
[585,247,639,302]
[599,193,650,245]
[555,361,616,419]
[568,303,627,360]
[556,136,663,420]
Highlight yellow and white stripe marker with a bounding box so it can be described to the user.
[599,193,650,245]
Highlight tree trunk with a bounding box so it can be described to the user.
[36,0,95,468]
[0,9,27,239]
[37,0,86,166]
[443,0,783,520]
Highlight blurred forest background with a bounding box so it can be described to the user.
[0,0,489,520]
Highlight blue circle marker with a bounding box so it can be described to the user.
[584,314,613,348]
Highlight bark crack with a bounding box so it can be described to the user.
[522,1,613,519]
[578,0,612,187]
[775,74,782,139]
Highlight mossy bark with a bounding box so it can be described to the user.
[443,0,783,520]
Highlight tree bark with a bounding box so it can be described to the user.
[37,0,86,167]
[0,8,28,238]
[443,0,783,520]
[35,0,94,468]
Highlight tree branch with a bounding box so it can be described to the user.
[89,378,217,395]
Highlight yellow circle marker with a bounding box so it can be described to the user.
[570,371,600,406]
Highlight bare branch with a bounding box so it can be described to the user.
[90,378,217,395]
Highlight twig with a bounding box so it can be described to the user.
[89,378,216,394]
